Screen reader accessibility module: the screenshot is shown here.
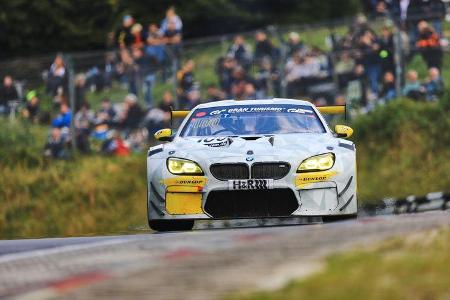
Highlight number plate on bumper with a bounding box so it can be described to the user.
[228,179,274,190]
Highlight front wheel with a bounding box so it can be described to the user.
[148,219,195,232]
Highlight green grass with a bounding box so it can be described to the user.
[227,227,450,300]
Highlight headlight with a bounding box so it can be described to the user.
[167,158,204,175]
[297,153,335,173]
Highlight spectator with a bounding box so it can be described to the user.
[255,57,281,98]
[379,26,395,74]
[206,84,224,102]
[146,23,165,63]
[177,59,196,99]
[159,91,175,113]
[132,47,158,108]
[46,54,66,96]
[242,82,257,100]
[231,66,252,100]
[402,70,424,100]
[116,15,135,48]
[217,56,237,97]
[117,48,138,95]
[423,67,444,101]
[74,103,94,153]
[74,74,87,112]
[163,19,182,60]
[287,32,304,56]
[160,6,183,35]
[254,31,276,64]
[0,75,19,115]
[119,94,144,131]
[96,98,117,125]
[227,35,252,70]
[52,102,72,129]
[416,20,442,70]
[102,130,130,156]
[44,128,67,159]
[184,89,201,110]
[22,90,40,123]
[379,71,396,101]
[359,30,382,97]
[335,52,356,89]
[131,23,145,49]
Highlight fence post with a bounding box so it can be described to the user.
[66,54,77,154]
[273,26,287,98]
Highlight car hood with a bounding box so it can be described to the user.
[167,134,339,162]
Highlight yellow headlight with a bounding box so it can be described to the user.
[167,158,203,175]
[298,153,335,172]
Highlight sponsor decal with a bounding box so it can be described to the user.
[162,176,207,187]
[207,105,313,116]
[195,111,207,117]
[197,137,232,148]
[191,118,220,128]
[295,171,337,188]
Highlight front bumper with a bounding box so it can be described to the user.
[148,169,357,220]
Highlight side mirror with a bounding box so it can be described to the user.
[154,128,173,142]
[335,125,353,138]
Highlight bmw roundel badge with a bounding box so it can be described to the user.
[246,156,254,162]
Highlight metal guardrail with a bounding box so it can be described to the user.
[360,191,450,216]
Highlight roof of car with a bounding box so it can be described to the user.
[194,98,314,109]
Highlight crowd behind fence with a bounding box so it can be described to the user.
[0,4,448,159]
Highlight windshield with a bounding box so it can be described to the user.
[180,104,326,137]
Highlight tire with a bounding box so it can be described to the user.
[148,219,195,232]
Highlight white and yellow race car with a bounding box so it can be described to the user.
[147,99,357,231]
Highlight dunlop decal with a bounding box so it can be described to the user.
[295,171,337,188]
[162,176,207,187]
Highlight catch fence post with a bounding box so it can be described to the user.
[66,54,77,155]
[393,22,404,98]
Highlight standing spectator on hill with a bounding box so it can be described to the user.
[379,26,395,74]
[74,74,87,112]
[177,60,196,100]
[160,6,183,35]
[227,35,252,70]
[423,67,444,101]
[47,54,66,96]
[255,57,281,98]
[96,98,116,124]
[286,32,304,56]
[116,15,135,48]
[146,23,165,63]
[22,90,40,123]
[117,48,138,95]
[402,70,425,100]
[0,75,18,115]
[163,20,182,59]
[131,23,145,49]
[132,47,158,108]
[52,102,72,129]
[359,30,382,97]
[254,31,276,65]
[416,20,442,70]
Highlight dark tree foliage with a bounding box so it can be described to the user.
[0,0,360,58]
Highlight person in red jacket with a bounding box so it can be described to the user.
[416,20,442,70]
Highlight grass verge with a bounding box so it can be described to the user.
[227,227,450,300]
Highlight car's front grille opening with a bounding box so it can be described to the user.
[210,163,249,180]
[204,189,299,218]
[251,162,290,179]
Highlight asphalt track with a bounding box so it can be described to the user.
[0,211,449,300]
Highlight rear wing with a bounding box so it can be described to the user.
[171,105,346,120]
